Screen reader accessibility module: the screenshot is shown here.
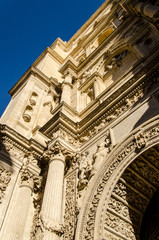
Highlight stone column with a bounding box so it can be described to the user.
[61,70,73,106]
[1,170,34,240]
[40,151,65,240]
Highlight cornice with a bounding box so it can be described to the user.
[78,72,103,91]
[9,66,58,96]
[62,16,133,77]
[59,56,78,75]
[32,46,64,66]
[50,37,67,53]
[66,1,114,47]
[39,63,159,141]
[69,6,118,58]
[40,111,78,137]
[0,124,44,155]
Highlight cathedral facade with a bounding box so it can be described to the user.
[1,0,159,239]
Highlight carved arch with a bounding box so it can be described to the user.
[75,116,159,240]
[93,44,132,77]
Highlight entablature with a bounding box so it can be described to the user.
[39,64,159,148]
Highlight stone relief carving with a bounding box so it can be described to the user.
[134,2,159,20]
[29,92,38,106]
[43,140,74,176]
[40,214,63,236]
[43,85,60,113]
[30,170,47,240]
[63,171,77,240]
[134,129,147,151]
[52,129,79,148]
[0,165,11,203]
[1,138,24,160]
[103,143,159,240]
[131,157,159,188]
[104,211,137,239]
[43,141,65,159]
[77,151,93,190]
[23,105,33,122]
[80,69,92,84]
[91,131,111,177]
[20,157,41,190]
[79,123,159,240]
[103,50,130,75]
[79,86,145,144]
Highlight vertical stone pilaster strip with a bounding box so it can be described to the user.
[1,175,33,240]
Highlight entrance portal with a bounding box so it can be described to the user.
[140,189,159,240]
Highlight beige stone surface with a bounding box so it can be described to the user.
[1,0,159,239]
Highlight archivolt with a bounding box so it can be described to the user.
[75,116,159,240]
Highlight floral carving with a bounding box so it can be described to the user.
[80,124,159,240]
[113,180,148,212]
[63,171,77,240]
[134,130,147,150]
[2,139,24,160]
[104,211,138,239]
[131,157,159,187]
[40,214,63,236]
[79,87,145,144]
[0,165,11,203]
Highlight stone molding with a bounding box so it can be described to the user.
[75,116,159,240]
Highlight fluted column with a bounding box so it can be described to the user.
[40,151,65,240]
[1,170,34,240]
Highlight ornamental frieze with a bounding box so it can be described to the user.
[79,83,146,144]
[63,171,77,240]
[0,138,24,161]
[77,119,159,240]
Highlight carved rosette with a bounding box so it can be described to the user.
[0,165,11,203]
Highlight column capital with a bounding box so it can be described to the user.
[20,156,41,191]
[20,169,34,190]
[63,68,77,78]
[43,141,75,171]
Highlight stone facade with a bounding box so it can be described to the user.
[1,0,159,239]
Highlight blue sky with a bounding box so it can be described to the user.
[0,0,105,117]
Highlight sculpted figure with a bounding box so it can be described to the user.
[43,86,60,112]
[39,86,60,126]
[78,151,93,190]
[81,69,92,83]
[91,131,111,177]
